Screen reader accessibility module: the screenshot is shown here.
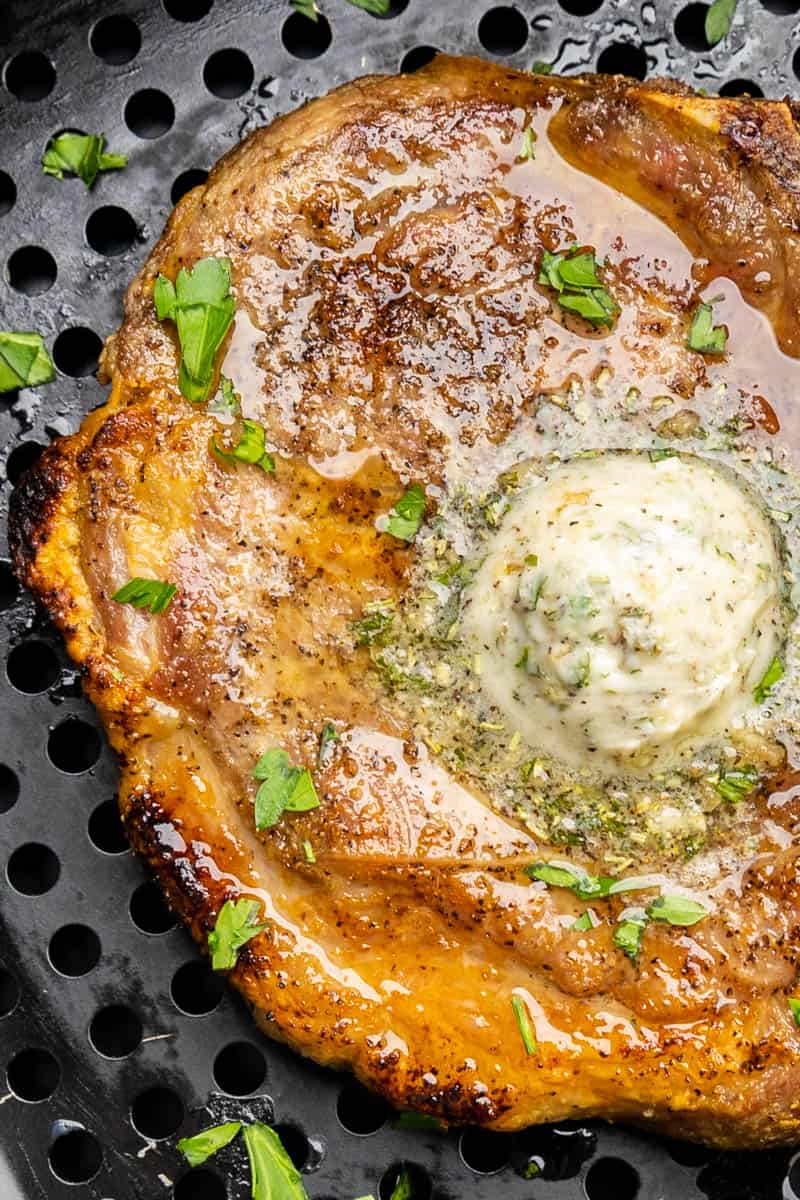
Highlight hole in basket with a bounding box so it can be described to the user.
[379,1162,432,1200]
[173,1168,227,1200]
[5,441,45,485]
[7,1046,61,1102]
[170,959,225,1015]
[0,968,20,1017]
[4,51,56,101]
[513,1123,597,1181]
[131,1085,185,1139]
[674,2,711,50]
[8,843,60,895]
[336,1081,391,1135]
[130,879,177,934]
[164,0,213,19]
[6,640,60,694]
[281,10,332,58]
[49,1128,103,1185]
[213,1041,267,1096]
[90,14,141,64]
[171,167,208,204]
[400,45,439,73]
[0,562,19,611]
[0,171,16,217]
[88,799,128,854]
[558,0,603,11]
[53,326,102,377]
[478,6,529,54]
[597,41,647,79]
[788,1155,800,1196]
[0,764,19,814]
[7,245,57,295]
[459,1128,512,1174]
[90,1004,143,1058]
[719,77,764,96]
[125,88,175,138]
[86,206,138,256]
[759,0,800,10]
[48,718,102,773]
[204,48,254,98]
[48,924,101,977]
[584,1156,640,1200]
[662,1137,711,1167]
[272,1124,309,1169]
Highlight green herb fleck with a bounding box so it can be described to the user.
[649,448,677,462]
[208,374,241,416]
[705,0,737,46]
[525,861,616,900]
[318,721,339,768]
[154,256,236,404]
[538,246,619,328]
[519,127,536,161]
[511,993,537,1056]
[112,577,176,614]
[394,1112,444,1131]
[243,1122,309,1200]
[302,839,316,864]
[647,894,709,926]
[0,332,55,393]
[713,765,759,804]
[252,748,320,830]
[352,599,395,645]
[384,484,426,542]
[614,913,648,963]
[789,997,800,1028]
[687,301,727,355]
[571,910,596,931]
[754,655,784,704]
[515,646,529,670]
[42,132,127,189]
[178,1122,242,1167]
[531,60,553,74]
[212,418,274,474]
[208,898,268,971]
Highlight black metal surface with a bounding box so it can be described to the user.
[2,0,800,1197]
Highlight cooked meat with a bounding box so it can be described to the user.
[10,55,800,1148]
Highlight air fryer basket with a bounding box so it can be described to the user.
[2,0,800,1197]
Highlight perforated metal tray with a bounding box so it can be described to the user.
[3,1,800,1197]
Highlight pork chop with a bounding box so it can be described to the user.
[11,54,800,1148]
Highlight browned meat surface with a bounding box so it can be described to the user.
[10,55,800,1147]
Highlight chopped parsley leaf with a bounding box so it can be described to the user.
[687,301,727,355]
[511,993,537,1056]
[0,332,55,393]
[614,913,648,963]
[705,0,737,46]
[384,484,426,542]
[243,1122,309,1200]
[346,0,390,12]
[42,132,127,189]
[208,898,268,971]
[154,256,236,404]
[212,418,275,474]
[649,448,676,462]
[647,894,708,926]
[753,655,784,704]
[178,1122,242,1167]
[253,748,320,830]
[112,577,176,614]
[571,910,596,931]
[302,839,316,864]
[789,997,800,1028]
[531,60,553,74]
[290,0,320,18]
[538,246,619,328]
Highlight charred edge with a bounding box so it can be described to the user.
[7,442,72,582]
[123,787,221,938]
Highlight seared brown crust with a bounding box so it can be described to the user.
[11,55,800,1147]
